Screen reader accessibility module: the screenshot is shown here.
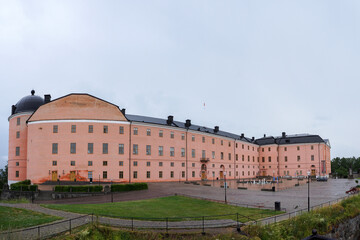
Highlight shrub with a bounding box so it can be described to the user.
[111,183,148,192]
[54,185,103,193]
[10,184,38,191]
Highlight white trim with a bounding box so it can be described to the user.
[28,119,130,125]
[131,122,187,132]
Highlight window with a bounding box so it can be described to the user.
[298,165,301,168]
[52,161,57,166]
[88,125,93,133]
[133,127,138,135]
[311,155,314,161]
[202,150,206,158]
[159,162,163,166]
[103,161,108,166]
[88,171,93,179]
[268,147,271,151]
[212,164,215,167]
[181,133,185,140]
[119,126,124,134]
[236,143,238,148]
[133,161,138,166]
[52,143,58,154]
[16,131,20,138]
[242,155,244,161]
[146,145,151,155]
[181,148,185,157]
[103,171,107,179]
[192,149,195,158]
[171,171,174,178]
[248,156,250,162]
[70,143,76,154]
[228,142,231,147]
[119,144,124,154]
[182,162,185,167]
[146,129,151,136]
[146,171,151,178]
[159,146,163,156]
[253,156,255,162]
[16,117,20,125]
[71,125,76,133]
[88,161,93,166]
[133,171,137,179]
[297,156,300,161]
[15,162,19,166]
[297,146,300,151]
[170,132,174,139]
[192,171,195,177]
[53,125,58,133]
[88,143,93,154]
[103,143,108,154]
[192,135,195,141]
[119,161,123,166]
[248,146,249,150]
[285,156,288,162]
[242,144,244,149]
[119,171,123,179]
[182,171,185,178]
[235,154,238,161]
[311,145,314,150]
[284,147,287,151]
[221,140,223,145]
[192,163,195,167]
[212,138,215,144]
[71,161,75,166]
[159,171,163,178]
[262,148,264,152]
[171,162,174,167]
[170,147,175,156]
[133,144,138,155]
[221,152,224,160]
[15,147,20,156]
[268,157,271,162]
[212,151,215,159]
[262,157,265,162]
[146,161,151,166]
[228,153,231,160]
[202,136,205,143]
[159,130,163,137]
[16,171,19,178]
[103,125,108,133]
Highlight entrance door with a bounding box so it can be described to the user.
[219,171,224,179]
[262,171,267,176]
[70,171,76,181]
[201,171,207,180]
[52,171,58,181]
[311,169,316,176]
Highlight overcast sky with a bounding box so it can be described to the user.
[0,1,359,170]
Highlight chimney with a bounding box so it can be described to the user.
[264,134,266,137]
[241,133,244,138]
[214,126,219,133]
[121,108,126,115]
[185,119,191,128]
[252,137,255,141]
[282,132,286,138]
[11,105,16,115]
[167,115,174,125]
[44,94,51,104]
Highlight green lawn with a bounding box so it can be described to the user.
[42,196,280,222]
[0,206,62,231]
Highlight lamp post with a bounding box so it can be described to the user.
[224,171,227,204]
[212,172,215,186]
[307,170,310,212]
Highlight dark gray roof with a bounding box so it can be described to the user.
[125,114,254,143]
[255,134,325,146]
[13,90,44,115]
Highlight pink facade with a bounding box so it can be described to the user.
[8,92,331,184]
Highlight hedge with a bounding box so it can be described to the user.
[10,184,38,191]
[54,185,103,193]
[111,183,148,192]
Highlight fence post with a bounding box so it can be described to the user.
[236,213,240,232]
[38,226,40,240]
[69,219,71,234]
[275,215,276,223]
[131,218,134,231]
[92,213,94,224]
[202,216,205,235]
[166,218,168,233]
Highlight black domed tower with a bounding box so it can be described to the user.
[8,90,48,184]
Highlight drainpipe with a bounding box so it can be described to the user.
[234,139,236,180]
[186,129,188,181]
[129,121,132,183]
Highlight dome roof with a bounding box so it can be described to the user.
[13,90,44,114]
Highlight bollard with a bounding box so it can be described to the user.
[236,213,240,232]
[38,226,40,240]
[166,218,168,233]
[69,219,71,234]
[131,218,134,231]
[202,216,205,235]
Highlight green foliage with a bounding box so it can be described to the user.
[243,195,360,239]
[54,185,103,192]
[331,157,360,178]
[10,183,38,191]
[0,165,8,190]
[111,183,148,192]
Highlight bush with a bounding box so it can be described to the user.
[111,183,148,192]
[10,184,38,191]
[54,185,103,193]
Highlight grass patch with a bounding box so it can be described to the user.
[42,196,280,222]
[0,198,29,204]
[243,194,360,239]
[0,206,62,231]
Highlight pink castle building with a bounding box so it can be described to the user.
[8,91,331,185]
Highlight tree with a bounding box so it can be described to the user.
[0,165,8,189]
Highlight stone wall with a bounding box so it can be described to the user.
[325,214,360,240]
